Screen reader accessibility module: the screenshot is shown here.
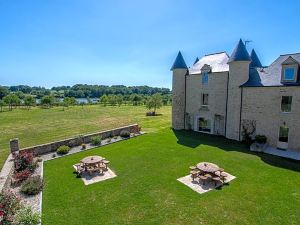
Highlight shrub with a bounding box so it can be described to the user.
[21,176,44,196]
[120,130,130,138]
[52,153,56,158]
[255,135,267,144]
[56,145,70,155]
[13,169,32,183]
[81,143,86,150]
[14,207,40,225]
[0,190,21,224]
[14,151,37,173]
[91,136,102,145]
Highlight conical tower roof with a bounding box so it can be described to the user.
[228,39,251,63]
[193,57,199,65]
[250,49,262,67]
[170,51,188,70]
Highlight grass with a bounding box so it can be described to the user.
[42,128,300,224]
[0,105,171,167]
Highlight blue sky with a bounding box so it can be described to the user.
[0,0,299,89]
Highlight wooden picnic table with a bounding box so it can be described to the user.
[196,162,220,173]
[81,156,103,166]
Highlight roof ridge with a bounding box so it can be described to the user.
[280,52,300,56]
[204,51,227,56]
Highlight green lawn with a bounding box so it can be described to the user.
[43,128,300,224]
[0,105,171,167]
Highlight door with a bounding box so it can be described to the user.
[214,115,224,136]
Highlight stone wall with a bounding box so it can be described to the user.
[185,71,228,134]
[172,68,187,130]
[242,87,300,151]
[226,61,250,140]
[13,124,139,156]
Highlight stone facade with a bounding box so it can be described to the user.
[226,61,250,140]
[242,87,300,150]
[185,71,228,134]
[171,39,300,153]
[172,68,187,130]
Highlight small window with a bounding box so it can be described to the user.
[198,118,211,132]
[202,93,208,106]
[279,126,289,143]
[283,67,295,81]
[281,96,292,112]
[202,72,208,85]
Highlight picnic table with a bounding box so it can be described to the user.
[81,156,103,165]
[196,162,220,173]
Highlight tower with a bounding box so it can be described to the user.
[250,49,262,68]
[226,39,251,140]
[171,51,188,130]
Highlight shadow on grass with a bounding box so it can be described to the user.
[172,129,300,172]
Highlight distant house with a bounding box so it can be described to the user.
[171,39,300,153]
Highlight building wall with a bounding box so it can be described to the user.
[185,71,228,134]
[172,68,187,130]
[242,86,300,151]
[226,61,250,140]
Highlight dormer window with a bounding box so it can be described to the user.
[283,67,295,81]
[281,56,299,83]
[202,72,208,85]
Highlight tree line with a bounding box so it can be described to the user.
[0,85,171,112]
[0,84,170,99]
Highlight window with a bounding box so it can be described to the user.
[202,93,208,106]
[279,126,289,143]
[202,72,208,85]
[281,96,292,112]
[283,67,295,81]
[198,118,211,132]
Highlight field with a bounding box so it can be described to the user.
[0,105,171,167]
[1,105,300,224]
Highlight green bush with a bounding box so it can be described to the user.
[120,130,130,138]
[15,207,40,225]
[91,136,102,145]
[255,135,267,144]
[21,176,44,196]
[56,145,70,154]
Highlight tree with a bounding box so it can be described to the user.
[130,94,142,106]
[146,93,162,115]
[62,97,77,110]
[116,95,123,106]
[3,93,20,111]
[0,86,9,99]
[108,95,117,106]
[24,95,36,109]
[40,95,55,108]
[0,100,5,112]
[100,95,108,106]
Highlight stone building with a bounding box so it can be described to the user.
[171,39,300,153]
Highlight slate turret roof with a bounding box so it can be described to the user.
[250,49,262,68]
[170,51,188,70]
[228,39,251,63]
[242,53,300,87]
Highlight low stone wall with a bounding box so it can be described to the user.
[14,124,139,156]
[0,154,14,193]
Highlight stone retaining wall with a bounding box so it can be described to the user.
[13,124,139,156]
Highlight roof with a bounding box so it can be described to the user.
[228,39,251,63]
[170,51,188,70]
[242,53,300,87]
[250,49,262,68]
[193,57,199,65]
[189,52,229,74]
